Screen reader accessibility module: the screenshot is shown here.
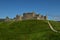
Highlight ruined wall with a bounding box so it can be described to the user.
[15,15,22,21]
[23,13,35,20]
[15,13,47,21]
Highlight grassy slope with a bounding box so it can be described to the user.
[50,21,60,31]
[0,20,60,40]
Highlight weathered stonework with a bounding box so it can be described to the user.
[15,15,22,21]
[4,12,47,22]
[15,12,47,21]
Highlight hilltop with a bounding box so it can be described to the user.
[0,20,60,40]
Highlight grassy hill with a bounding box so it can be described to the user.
[0,20,60,40]
[50,21,60,31]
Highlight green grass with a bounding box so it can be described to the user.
[0,20,60,40]
[50,21,60,31]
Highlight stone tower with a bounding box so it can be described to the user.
[23,12,36,20]
[15,15,22,21]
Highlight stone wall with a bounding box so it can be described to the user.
[23,13,35,20]
[4,12,47,21]
[15,12,47,21]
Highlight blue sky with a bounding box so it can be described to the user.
[0,0,60,20]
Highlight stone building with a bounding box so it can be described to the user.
[15,12,47,21]
[22,12,35,20]
[4,12,47,22]
[14,15,22,21]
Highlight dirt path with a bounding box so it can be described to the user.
[48,21,58,33]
